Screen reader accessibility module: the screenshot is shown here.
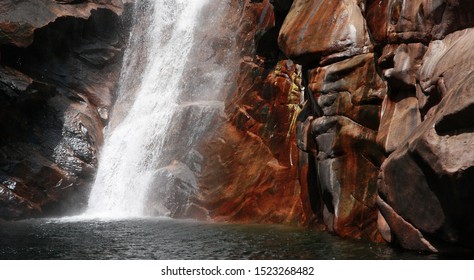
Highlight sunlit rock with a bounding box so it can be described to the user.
[279,0,373,66]
[379,28,474,252]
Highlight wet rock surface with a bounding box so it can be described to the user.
[280,0,386,240]
[280,0,474,250]
[192,0,313,225]
[0,0,132,219]
[2,0,474,255]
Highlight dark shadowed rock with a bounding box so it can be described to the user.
[0,0,126,47]
[145,160,207,219]
[270,0,293,12]
[379,28,474,252]
[0,0,131,219]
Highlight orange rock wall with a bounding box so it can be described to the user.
[278,0,474,251]
[194,0,315,225]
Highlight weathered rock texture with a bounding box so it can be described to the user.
[188,0,314,225]
[377,27,474,252]
[2,0,474,254]
[0,0,313,226]
[365,0,474,252]
[0,0,131,219]
[277,0,474,251]
[279,0,386,241]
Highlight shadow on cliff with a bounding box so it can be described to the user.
[0,8,131,219]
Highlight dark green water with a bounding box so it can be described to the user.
[0,218,436,260]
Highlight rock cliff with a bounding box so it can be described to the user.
[281,0,474,252]
[195,0,313,225]
[148,0,314,225]
[0,0,132,218]
[1,0,474,254]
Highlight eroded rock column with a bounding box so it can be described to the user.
[279,0,387,240]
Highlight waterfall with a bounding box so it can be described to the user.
[85,0,227,218]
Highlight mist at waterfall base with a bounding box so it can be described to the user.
[85,0,226,218]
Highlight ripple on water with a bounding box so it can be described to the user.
[0,218,437,260]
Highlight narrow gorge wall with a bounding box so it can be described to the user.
[369,0,474,252]
[281,0,386,241]
[0,0,312,224]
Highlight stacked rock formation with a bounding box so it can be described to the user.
[279,0,386,241]
[282,0,474,252]
[369,0,474,252]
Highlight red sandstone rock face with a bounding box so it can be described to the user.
[201,58,307,224]
[281,0,474,250]
[279,0,372,66]
[280,0,386,240]
[0,0,313,225]
[366,0,474,44]
[376,43,426,153]
[191,0,313,225]
[2,0,473,255]
[0,0,131,219]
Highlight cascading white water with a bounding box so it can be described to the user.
[86,0,209,217]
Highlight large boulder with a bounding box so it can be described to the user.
[0,0,127,47]
[376,43,426,153]
[279,0,372,66]
[378,28,474,252]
